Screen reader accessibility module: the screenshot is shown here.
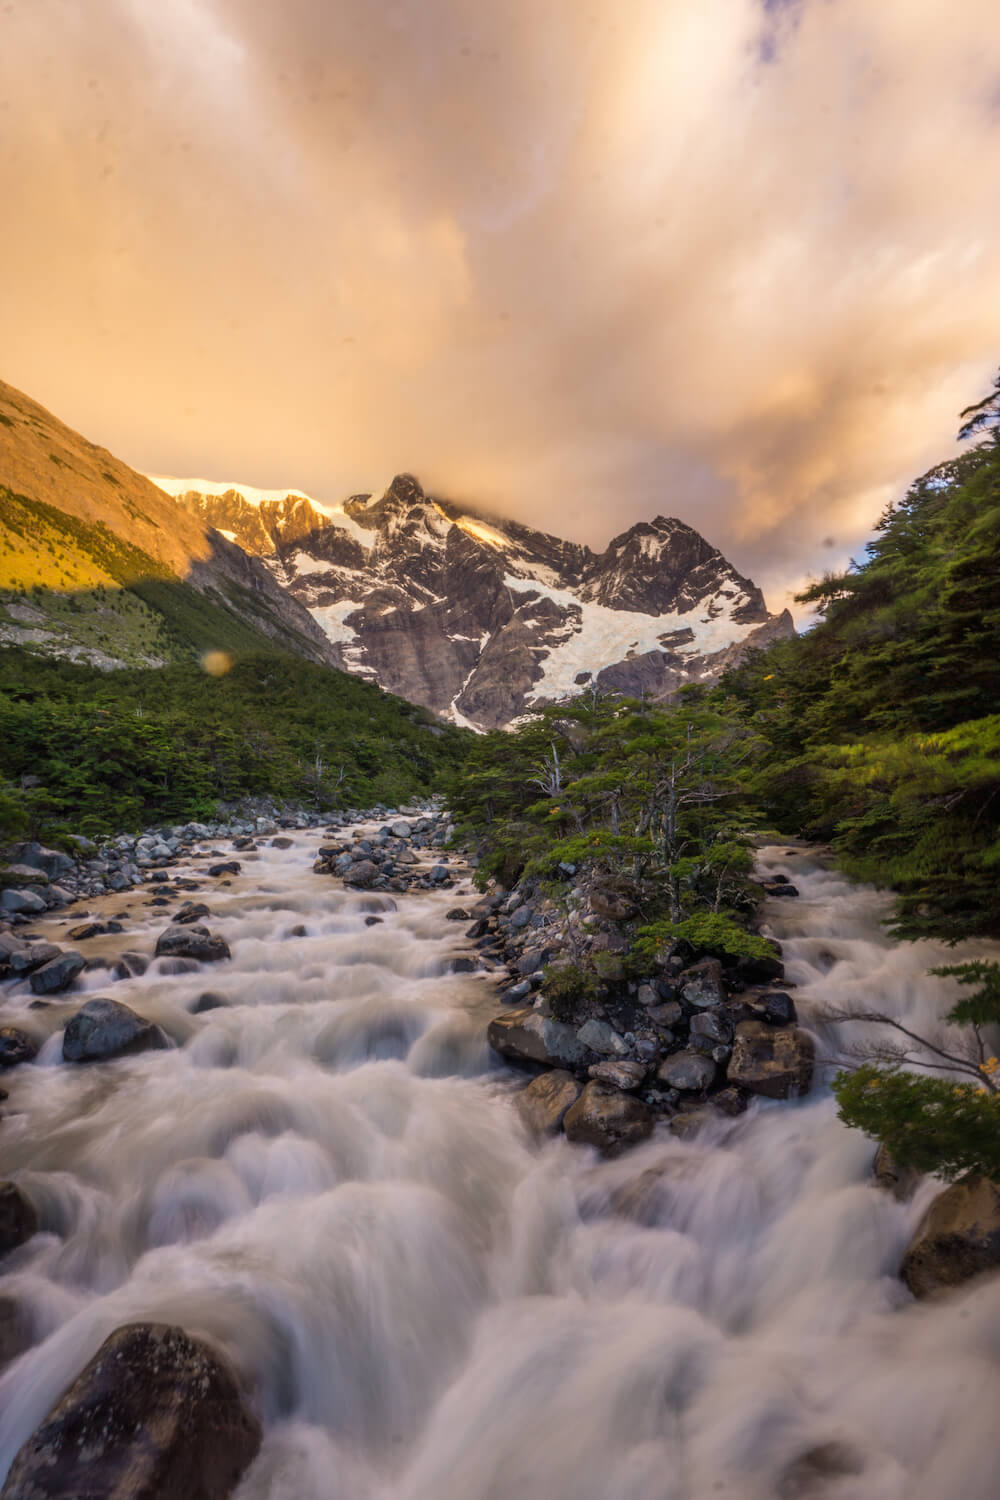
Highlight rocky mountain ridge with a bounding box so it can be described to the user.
[154,472,795,729]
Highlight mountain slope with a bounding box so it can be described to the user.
[0,378,340,669]
[156,472,794,729]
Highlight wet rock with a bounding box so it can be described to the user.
[343,859,379,888]
[0,1294,31,1369]
[445,908,471,921]
[516,1070,583,1136]
[679,958,727,1010]
[155,925,231,963]
[191,992,228,1014]
[713,1086,750,1116]
[727,1020,814,1098]
[588,1059,647,1091]
[63,998,169,1063]
[270,836,294,849]
[118,952,149,977]
[364,916,383,927]
[776,1441,864,1497]
[0,1321,261,1500]
[656,1050,717,1092]
[450,956,479,973]
[732,941,784,984]
[0,1029,39,1069]
[7,941,61,976]
[503,979,533,1004]
[872,1143,921,1202]
[487,1006,595,1071]
[576,1019,629,1058]
[29,951,85,996]
[0,1182,38,1255]
[390,819,412,838]
[207,860,241,878]
[516,947,550,977]
[900,1174,1000,1297]
[563,1081,654,1156]
[689,1010,734,1047]
[746,990,797,1026]
[67,921,108,942]
[173,901,212,926]
[428,864,452,885]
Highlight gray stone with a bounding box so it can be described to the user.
[0,888,46,915]
[7,941,61,976]
[588,1060,647,1091]
[172,901,211,926]
[0,1029,39,1069]
[576,1019,629,1058]
[0,1182,38,1256]
[343,859,379,888]
[0,1322,261,1500]
[901,1175,1000,1298]
[656,1050,717,1092]
[154,925,231,963]
[516,1070,583,1136]
[679,958,727,1009]
[487,1006,595,1070]
[563,1082,654,1156]
[390,820,412,838]
[16,841,73,879]
[0,864,49,889]
[727,1020,814,1098]
[689,1009,734,1046]
[746,990,798,1026]
[29,951,85,995]
[63,998,169,1063]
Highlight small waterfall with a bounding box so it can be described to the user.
[2,838,998,1500]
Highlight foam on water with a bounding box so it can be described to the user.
[2,838,999,1498]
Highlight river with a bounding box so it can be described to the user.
[1,834,999,1499]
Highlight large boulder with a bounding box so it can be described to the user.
[63,999,169,1064]
[342,860,379,889]
[7,941,61,977]
[726,1020,814,1099]
[576,1019,629,1058]
[487,1007,595,1071]
[154,925,231,964]
[14,842,73,880]
[0,1182,38,1256]
[0,1029,39,1069]
[29,951,85,996]
[172,902,211,926]
[900,1175,1000,1298]
[563,1081,653,1156]
[0,864,49,889]
[873,1143,921,1202]
[0,1322,261,1499]
[0,889,46,915]
[516,1071,583,1136]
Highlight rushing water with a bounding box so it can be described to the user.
[2,836,1000,1499]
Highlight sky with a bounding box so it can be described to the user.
[2,0,1000,619]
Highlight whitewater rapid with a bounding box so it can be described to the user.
[2,836,1000,1499]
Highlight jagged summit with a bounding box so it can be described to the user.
[152,471,794,729]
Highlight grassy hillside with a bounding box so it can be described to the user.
[0,647,469,839]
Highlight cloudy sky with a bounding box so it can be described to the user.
[2,0,1000,616]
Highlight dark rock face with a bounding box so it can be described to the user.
[63,999,169,1063]
[165,474,794,729]
[726,1021,814,1099]
[0,1028,39,1069]
[154,925,231,963]
[0,1182,38,1256]
[0,1322,261,1499]
[563,1082,654,1156]
[901,1175,1000,1298]
[873,1143,921,1202]
[516,1070,583,1136]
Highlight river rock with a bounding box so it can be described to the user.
[576,1019,629,1058]
[563,1081,653,1156]
[155,925,231,963]
[0,863,49,888]
[0,888,46,915]
[67,921,108,942]
[727,1020,814,1098]
[690,1009,734,1047]
[172,901,211,926]
[0,1294,31,1369]
[0,1322,261,1500]
[343,859,379,888]
[15,841,74,879]
[63,998,169,1063]
[7,941,61,976]
[487,1006,595,1070]
[207,860,241,878]
[746,990,797,1026]
[0,1182,38,1256]
[390,819,412,838]
[0,1028,39,1069]
[679,958,727,1009]
[29,951,85,995]
[588,1059,647,1091]
[516,1070,583,1135]
[656,1050,717,1092]
[900,1174,1000,1297]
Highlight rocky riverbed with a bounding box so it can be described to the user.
[2,832,1000,1499]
